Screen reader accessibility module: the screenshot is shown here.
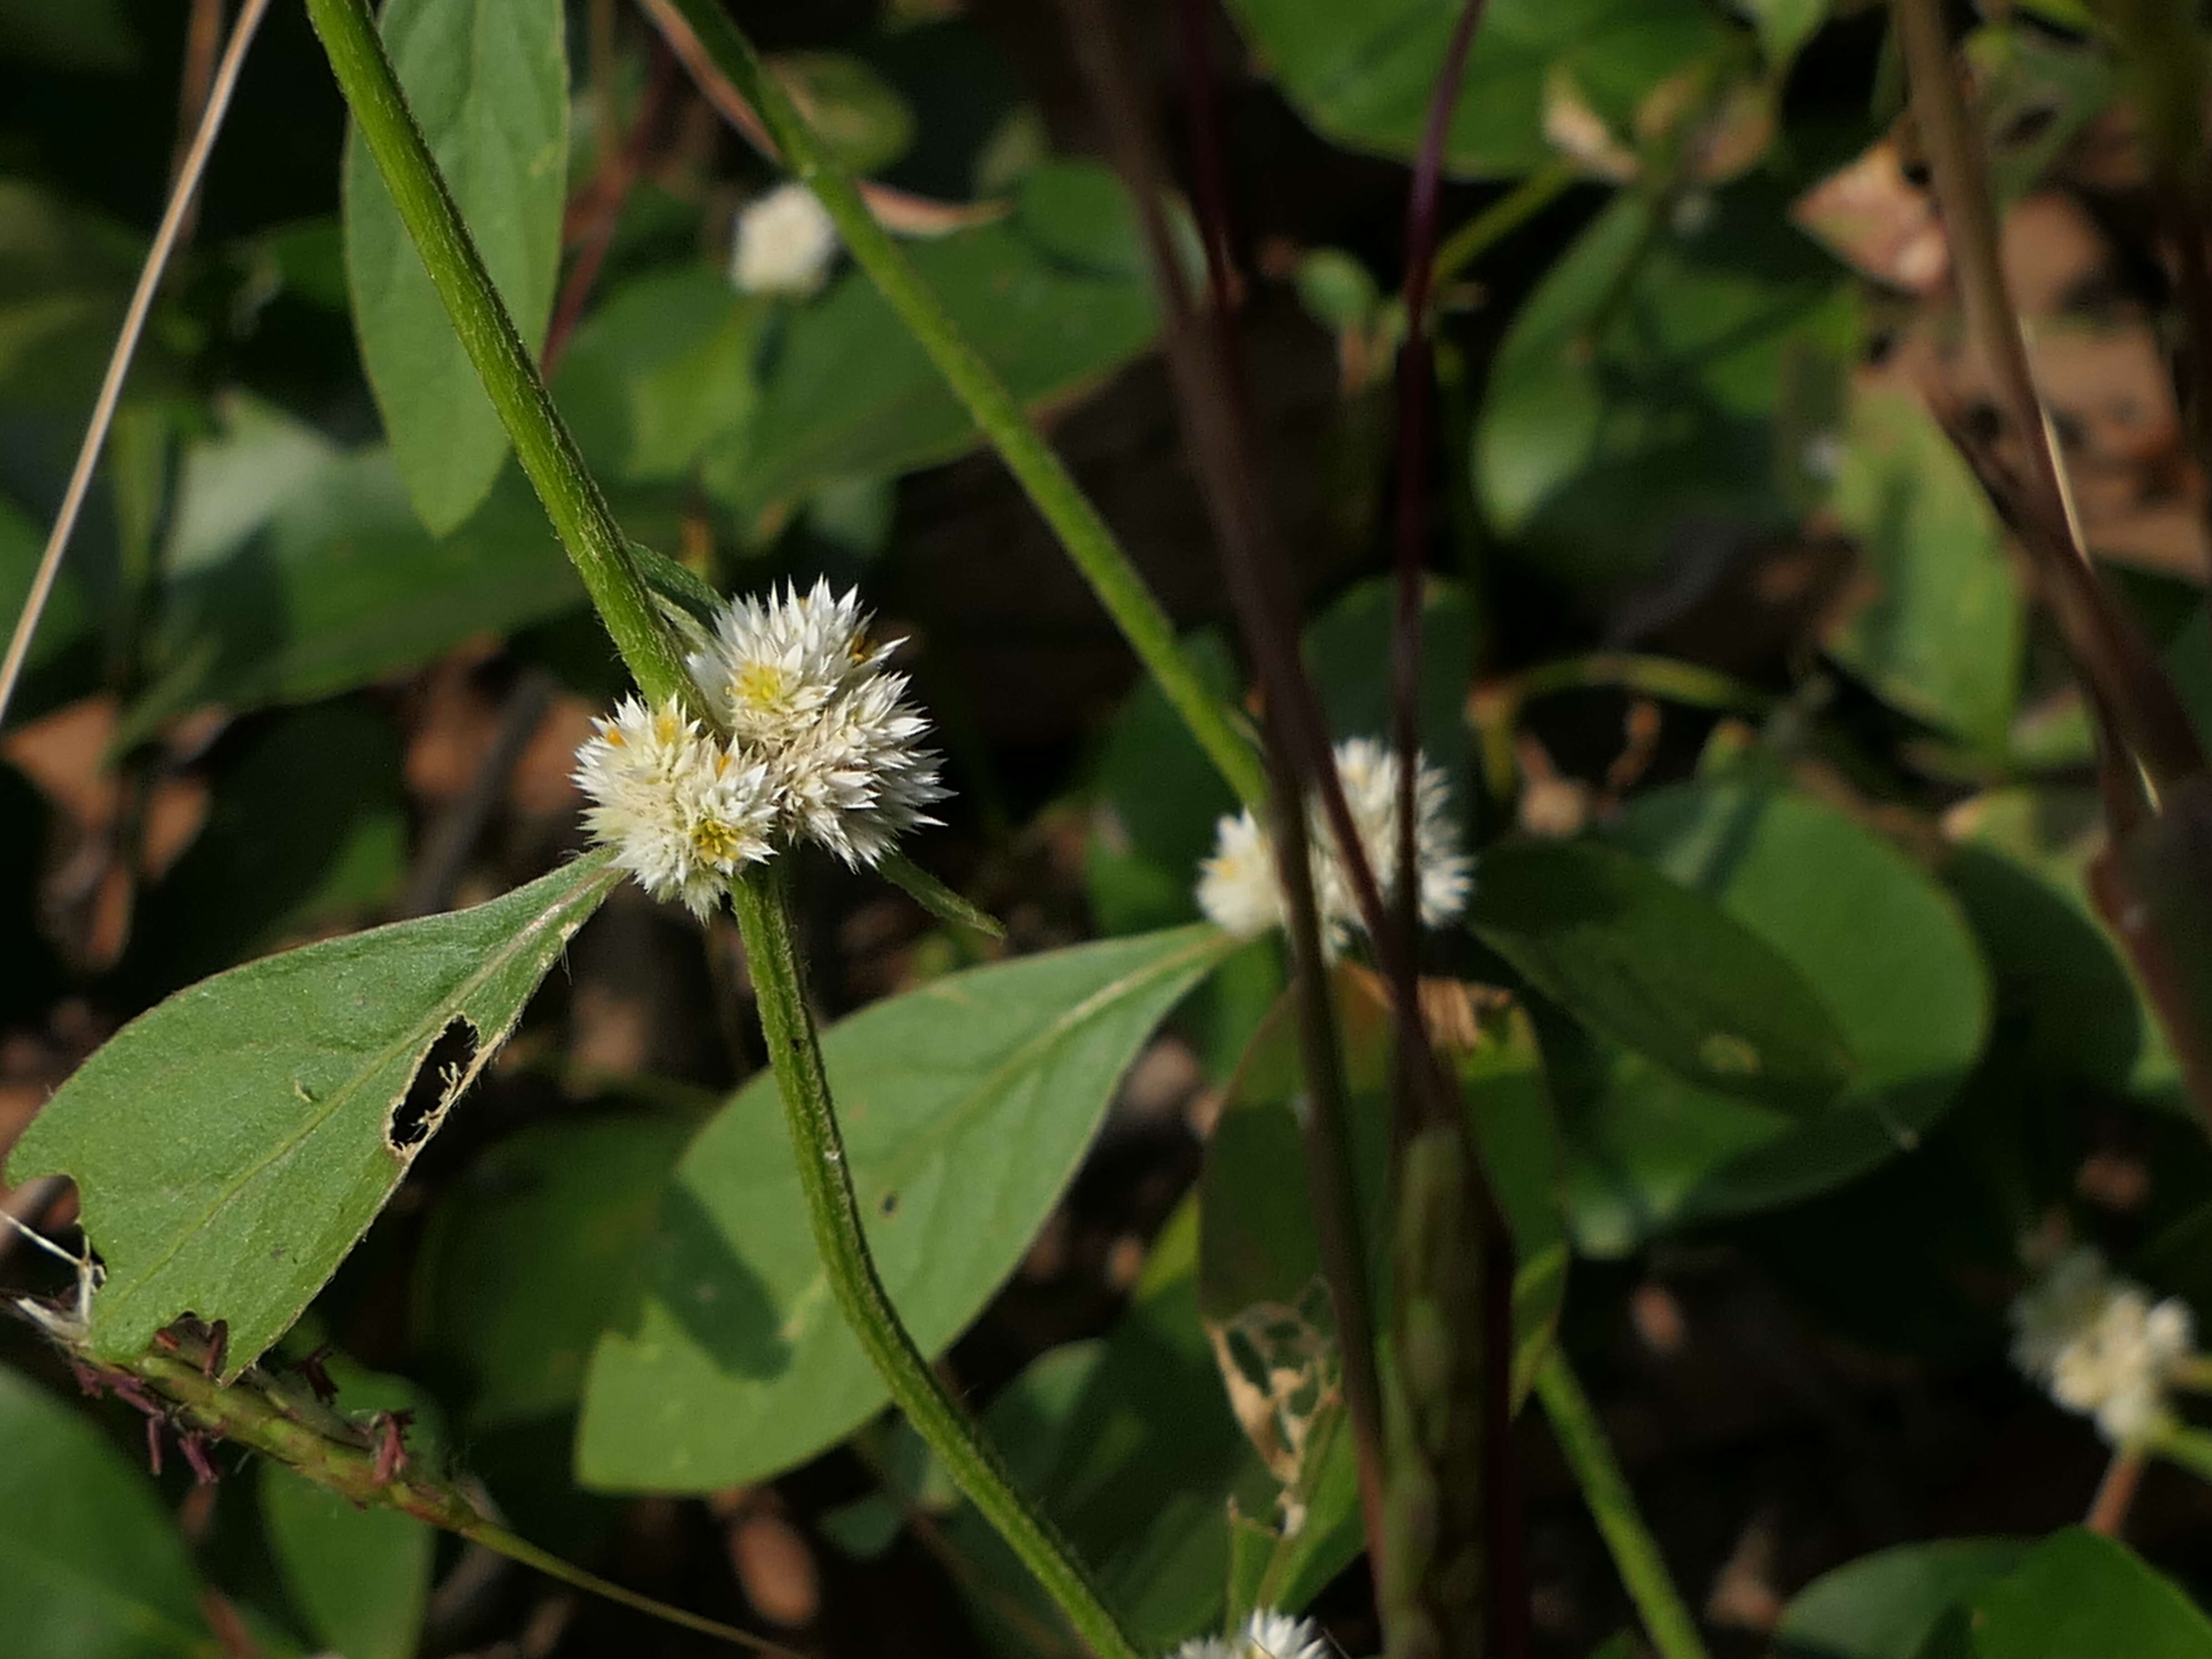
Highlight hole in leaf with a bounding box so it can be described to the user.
[387,1017,480,1153]
[879,1190,900,1217]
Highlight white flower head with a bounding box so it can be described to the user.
[1168,1611,1331,1659]
[2010,1246,2197,1446]
[1195,737,1472,950]
[688,581,946,868]
[1194,807,1284,940]
[1240,1610,1331,1659]
[730,181,840,297]
[573,694,777,917]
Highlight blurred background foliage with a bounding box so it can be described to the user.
[7,0,2212,1654]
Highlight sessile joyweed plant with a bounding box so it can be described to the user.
[29,0,2212,1655]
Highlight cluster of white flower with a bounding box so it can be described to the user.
[729,181,840,297]
[573,582,943,914]
[1195,736,1472,950]
[2010,1246,2197,1447]
[1171,1609,1332,1659]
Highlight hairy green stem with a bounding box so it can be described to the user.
[726,863,1142,1659]
[650,0,1267,814]
[302,0,694,711]
[112,1342,795,1654]
[1535,1351,1712,1659]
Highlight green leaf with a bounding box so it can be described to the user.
[703,161,1160,520]
[1303,574,1478,789]
[1967,1529,2212,1658]
[0,1365,219,1659]
[0,178,152,416]
[552,266,762,484]
[124,703,407,1000]
[1476,183,1854,586]
[1218,0,1734,178]
[415,1115,692,1427]
[0,488,102,725]
[261,1466,432,1659]
[1561,777,1991,1252]
[1944,787,2177,1103]
[576,924,1238,1490]
[124,398,584,739]
[940,1204,1259,1652]
[772,51,916,176]
[8,855,620,1371]
[1085,631,1242,937]
[1825,389,2023,746]
[1776,1538,2031,1659]
[343,0,568,533]
[259,1355,438,1659]
[1470,837,1855,1109]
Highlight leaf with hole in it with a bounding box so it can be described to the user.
[575,924,1237,1491]
[6,855,620,1372]
[1470,837,1855,1109]
[1196,973,1569,1619]
[343,0,567,534]
[0,1363,221,1659]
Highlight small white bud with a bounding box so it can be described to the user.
[2010,1246,2197,1446]
[729,181,840,297]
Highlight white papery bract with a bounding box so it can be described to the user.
[729,181,840,297]
[1195,737,1472,950]
[689,580,946,867]
[573,695,776,917]
[1168,1610,1332,1659]
[2010,1246,2197,1446]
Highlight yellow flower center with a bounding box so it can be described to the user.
[732,661,791,712]
[690,816,747,866]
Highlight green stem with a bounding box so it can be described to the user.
[726,862,1142,1659]
[302,0,694,712]
[1431,157,1577,288]
[1508,652,1776,715]
[117,1344,794,1655]
[1535,1350,1713,1659]
[652,0,1267,814]
[2152,1420,2212,1483]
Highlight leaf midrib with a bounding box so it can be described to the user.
[97,858,616,1347]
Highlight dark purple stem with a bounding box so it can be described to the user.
[1397,12,1531,1658]
[1392,0,1486,977]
